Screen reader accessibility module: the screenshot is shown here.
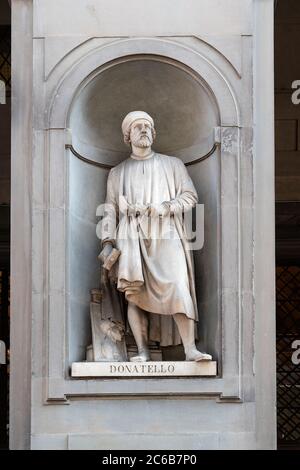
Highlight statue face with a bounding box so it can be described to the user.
[130,119,153,148]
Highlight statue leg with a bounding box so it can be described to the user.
[173,313,212,361]
[128,301,150,362]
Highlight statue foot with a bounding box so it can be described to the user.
[185,349,212,362]
[129,350,151,362]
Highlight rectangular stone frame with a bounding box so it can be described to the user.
[43,120,244,404]
[38,44,249,406]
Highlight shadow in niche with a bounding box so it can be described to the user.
[67,56,221,367]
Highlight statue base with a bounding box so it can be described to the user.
[71,361,217,377]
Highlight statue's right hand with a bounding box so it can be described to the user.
[99,243,113,263]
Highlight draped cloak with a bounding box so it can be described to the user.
[101,152,199,346]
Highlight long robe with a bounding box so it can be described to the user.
[101,152,199,346]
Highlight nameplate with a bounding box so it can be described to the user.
[71,361,217,377]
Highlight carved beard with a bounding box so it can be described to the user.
[131,134,153,148]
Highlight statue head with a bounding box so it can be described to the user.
[121,111,156,149]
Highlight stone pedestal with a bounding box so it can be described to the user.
[72,361,217,377]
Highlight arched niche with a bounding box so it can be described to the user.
[69,56,219,165]
[67,55,221,363]
[43,37,244,400]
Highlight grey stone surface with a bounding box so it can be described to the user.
[10,0,276,451]
[253,0,277,449]
[10,0,33,450]
[33,0,253,37]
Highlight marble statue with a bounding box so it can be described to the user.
[99,111,212,362]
